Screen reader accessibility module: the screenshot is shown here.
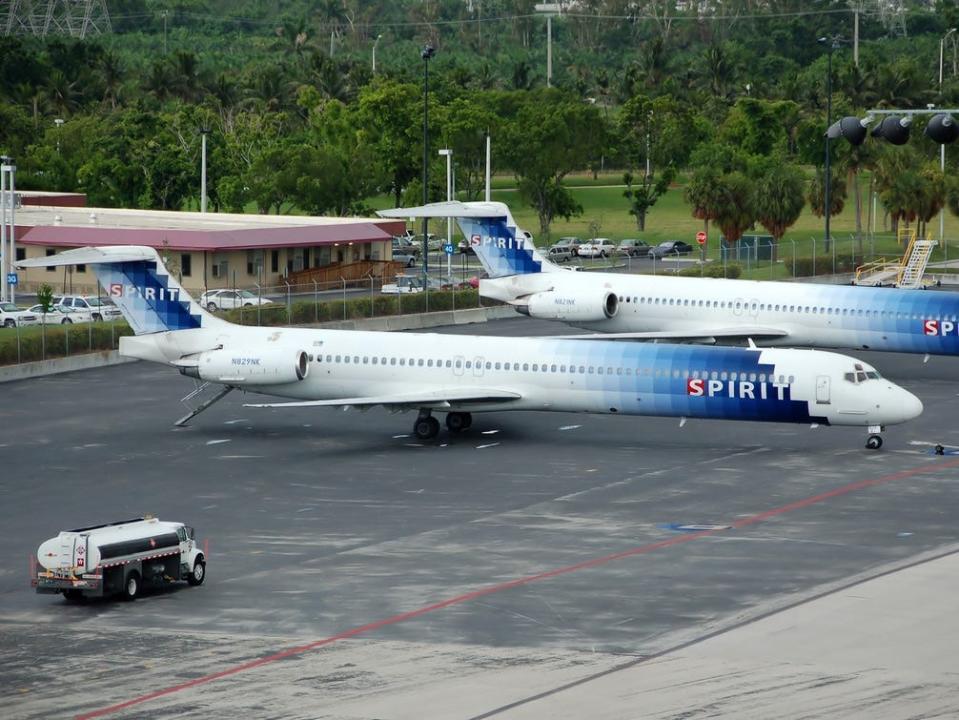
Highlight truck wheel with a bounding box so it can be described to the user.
[123,571,140,601]
[188,558,206,586]
[93,313,103,322]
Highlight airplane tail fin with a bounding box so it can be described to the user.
[17,246,225,336]
[378,201,561,279]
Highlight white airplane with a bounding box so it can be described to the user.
[18,246,922,449]
[380,201,959,356]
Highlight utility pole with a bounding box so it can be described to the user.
[200,128,209,213]
[161,10,168,54]
[546,15,552,88]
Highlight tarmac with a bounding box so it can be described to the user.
[2,317,959,719]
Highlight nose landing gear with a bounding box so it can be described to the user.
[865,425,884,450]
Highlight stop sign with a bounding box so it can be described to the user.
[696,231,707,245]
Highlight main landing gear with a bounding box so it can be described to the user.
[412,410,472,440]
[865,425,884,451]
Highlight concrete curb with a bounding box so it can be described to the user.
[0,306,518,383]
[0,350,136,384]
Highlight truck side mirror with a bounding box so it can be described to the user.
[187,526,195,540]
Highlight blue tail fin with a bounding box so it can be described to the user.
[378,201,560,279]
[17,246,223,335]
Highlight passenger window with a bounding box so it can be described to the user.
[597,367,604,375]
[788,375,795,383]
[455,360,462,368]
[588,367,595,374]
[418,359,424,366]
[579,366,585,373]
[335,355,342,362]
[427,359,433,367]
[486,362,492,370]
[372,357,378,365]
[446,360,452,368]
[325,355,332,362]
[381,357,387,365]
[532,363,539,371]
[522,363,529,371]
[353,356,359,363]
[390,358,397,365]
[466,361,472,368]
[495,362,501,370]
[363,356,368,364]
[399,359,405,366]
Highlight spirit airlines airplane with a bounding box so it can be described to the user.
[380,201,959,357]
[18,246,922,449]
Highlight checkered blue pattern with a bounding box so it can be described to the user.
[93,261,202,335]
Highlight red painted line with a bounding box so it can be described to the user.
[75,455,959,720]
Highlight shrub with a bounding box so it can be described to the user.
[789,254,858,277]
[677,263,742,279]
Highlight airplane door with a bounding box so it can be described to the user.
[453,355,465,376]
[473,356,485,377]
[815,375,831,404]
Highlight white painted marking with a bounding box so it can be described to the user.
[223,419,247,425]
[481,430,500,435]
[558,425,581,431]
[476,442,500,449]
[206,439,231,446]
[215,455,264,459]
[393,434,410,439]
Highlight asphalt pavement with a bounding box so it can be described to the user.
[1,317,958,719]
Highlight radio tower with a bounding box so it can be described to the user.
[2,0,112,39]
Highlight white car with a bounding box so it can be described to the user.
[381,275,445,294]
[27,304,94,324]
[577,239,616,258]
[56,295,123,321]
[0,301,39,328]
[199,289,272,311]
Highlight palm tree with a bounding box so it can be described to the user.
[46,70,79,117]
[99,50,124,110]
[684,166,724,238]
[712,171,756,252]
[703,44,733,98]
[11,82,45,127]
[754,161,805,261]
[807,168,848,233]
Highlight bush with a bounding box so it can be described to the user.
[789,254,859,277]
[0,321,132,364]
[677,263,742,279]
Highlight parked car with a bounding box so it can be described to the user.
[392,235,422,255]
[199,289,272,311]
[0,301,38,328]
[546,243,575,263]
[577,239,616,258]
[557,236,583,256]
[392,250,418,268]
[381,275,445,294]
[648,241,694,259]
[56,295,123,321]
[27,304,93,324]
[617,239,652,257]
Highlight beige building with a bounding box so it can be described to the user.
[13,202,406,295]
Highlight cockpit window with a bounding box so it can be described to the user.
[866,371,881,379]
[845,367,881,384]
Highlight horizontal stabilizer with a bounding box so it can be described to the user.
[554,327,790,342]
[378,201,510,220]
[245,387,522,409]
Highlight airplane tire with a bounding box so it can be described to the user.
[446,412,472,432]
[866,435,883,450]
[414,416,440,440]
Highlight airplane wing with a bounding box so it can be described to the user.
[552,327,790,342]
[245,387,522,410]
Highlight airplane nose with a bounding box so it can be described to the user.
[900,389,923,421]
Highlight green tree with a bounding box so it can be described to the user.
[806,167,848,240]
[684,166,724,238]
[754,160,805,260]
[623,167,674,231]
[713,171,756,251]
[500,90,603,236]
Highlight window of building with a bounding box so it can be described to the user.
[181,254,192,277]
[271,250,279,273]
[45,249,56,272]
[15,248,25,262]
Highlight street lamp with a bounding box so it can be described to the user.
[421,43,435,284]
[54,118,64,155]
[941,28,957,92]
[438,148,452,280]
[819,36,841,253]
[200,127,210,213]
[372,34,383,74]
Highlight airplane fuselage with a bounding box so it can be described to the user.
[484,271,959,355]
[124,324,920,430]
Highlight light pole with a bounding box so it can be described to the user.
[439,148,452,280]
[200,127,209,213]
[941,28,956,92]
[54,118,64,155]
[546,14,552,88]
[421,44,435,285]
[372,34,383,74]
[1,156,15,304]
[819,36,840,253]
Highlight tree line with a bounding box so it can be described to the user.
[1,0,959,246]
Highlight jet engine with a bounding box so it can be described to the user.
[520,290,619,322]
[179,348,309,385]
